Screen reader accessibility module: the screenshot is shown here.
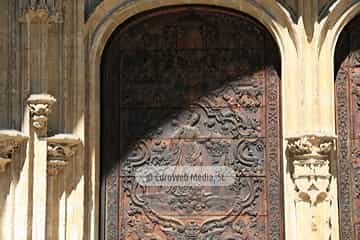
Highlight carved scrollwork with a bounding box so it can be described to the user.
[354,168,360,199]
[230,139,264,174]
[0,130,28,172]
[47,134,81,175]
[102,7,282,240]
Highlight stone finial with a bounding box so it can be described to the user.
[27,94,56,136]
[47,134,81,176]
[0,130,28,172]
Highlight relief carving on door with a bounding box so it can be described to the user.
[101,7,283,240]
[335,15,360,240]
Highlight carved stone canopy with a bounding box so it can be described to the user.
[27,94,56,134]
[0,130,28,172]
[47,134,81,175]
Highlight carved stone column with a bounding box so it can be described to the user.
[0,130,28,172]
[27,94,56,240]
[47,134,81,175]
[287,135,336,240]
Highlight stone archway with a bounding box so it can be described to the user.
[100,6,283,240]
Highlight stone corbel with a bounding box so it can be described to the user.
[287,134,336,239]
[47,134,81,176]
[27,94,56,137]
[0,130,28,172]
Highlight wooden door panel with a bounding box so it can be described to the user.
[101,6,283,240]
[335,15,360,240]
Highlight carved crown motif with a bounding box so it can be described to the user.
[287,135,336,159]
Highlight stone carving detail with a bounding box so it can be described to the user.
[336,19,360,239]
[101,7,282,240]
[230,139,265,174]
[47,134,81,175]
[287,135,336,240]
[336,66,354,240]
[27,94,56,136]
[18,0,63,23]
[0,130,28,172]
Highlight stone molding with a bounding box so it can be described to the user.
[0,130,28,172]
[27,94,56,136]
[47,134,81,175]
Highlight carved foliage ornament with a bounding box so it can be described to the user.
[27,94,56,134]
[47,134,81,175]
[0,130,28,172]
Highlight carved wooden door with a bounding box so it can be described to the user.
[335,15,360,240]
[101,6,283,240]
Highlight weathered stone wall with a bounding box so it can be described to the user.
[0,0,360,239]
[0,0,9,129]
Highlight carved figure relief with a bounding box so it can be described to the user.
[101,6,282,240]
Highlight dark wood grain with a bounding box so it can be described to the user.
[335,14,360,240]
[101,6,283,240]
